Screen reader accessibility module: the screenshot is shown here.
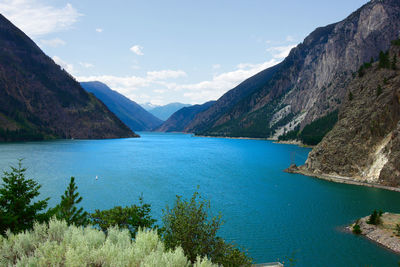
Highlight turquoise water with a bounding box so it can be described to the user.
[0,132,399,266]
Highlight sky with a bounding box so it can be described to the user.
[0,0,369,105]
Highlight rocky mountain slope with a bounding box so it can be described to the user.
[185,0,400,139]
[300,44,400,187]
[144,102,191,121]
[81,81,162,131]
[0,14,136,141]
[156,101,215,132]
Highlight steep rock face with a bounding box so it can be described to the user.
[156,101,215,132]
[186,0,400,138]
[0,15,136,141]
[303,45,400,187]
[81,81,163,131]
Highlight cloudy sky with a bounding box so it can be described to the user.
[0,0,368,105]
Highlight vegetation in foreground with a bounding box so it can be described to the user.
[0,160,252,266]
[0,218,215,266]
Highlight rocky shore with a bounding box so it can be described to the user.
[284,164,400,193]
[348,213,400,254]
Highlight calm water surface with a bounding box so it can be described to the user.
[0,132,399,266]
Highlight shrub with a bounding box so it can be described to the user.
[90,195,156,238]
[396,224,400,236]
[348,91,353,101]
[377,85,383,97]
[0,160,49,235]
[0,218,216,266]
[352,222,362,234]
[162,190,252,266]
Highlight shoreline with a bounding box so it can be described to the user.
[347,213,400,254]
[285,166,400,193]
[193,135,269,141]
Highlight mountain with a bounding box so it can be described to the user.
[298,43,400,187]
[0,14,136,141]
[185,0,400,139]
[143,103,192,121]
[156,101,216,132]
[81,81,163,131]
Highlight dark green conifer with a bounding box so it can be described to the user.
[54,177,88,226]
[0,160,49,234]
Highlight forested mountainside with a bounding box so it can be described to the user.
[0,15,136,141]
[81,81,163,131]
[156,101,215,132]
[185,0,400,140]
[301,43,400,187]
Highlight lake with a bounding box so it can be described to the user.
[0,132,399,266]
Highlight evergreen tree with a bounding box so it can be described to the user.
[392,55,397,70]
[54,177,88,226]
[378,51,390,69]
[0,160,49,234]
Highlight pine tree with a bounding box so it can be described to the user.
[0,160,49,234]
[392,55,397,70]
[54,177,88,226]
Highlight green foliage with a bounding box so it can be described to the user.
[348,91,354,101]
[367,210,382,225]
[391,39,400,46]
[90,195,156,238]
[0,160,49,235]
[279,110,339,146]
[0,218,216,266]
[162,190,252,266]
[358,61,372,77]
[376,85,383,97]
[52,177,88,226]
[396,224,400,236]
[378,51,390,69]
[352,221,362,234]
[392,55,397,70]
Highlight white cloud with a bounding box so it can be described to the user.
[130,45,144,56]
[267,45,296,59]
[79,62,94,68]
[95,28,103,33]
[146,70,186,80]
[52,56,74,74]
[0,0,81,37]
[77,59,280,105]
[40,38,66,47]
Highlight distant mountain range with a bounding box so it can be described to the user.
[0,14,136,141]
[182,0,400,139]
[156,101,215,132]
[141,102,191,121]
[81,82,163,131]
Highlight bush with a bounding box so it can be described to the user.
[367,210,382,225]
[352,222,362,234]
[90,195,156,238]
[0,218,216,266]
[376,85,383,97]
[162,190,252,266]
[0,160,49,235]
[396,224,400,236]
